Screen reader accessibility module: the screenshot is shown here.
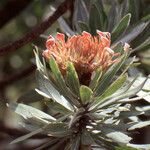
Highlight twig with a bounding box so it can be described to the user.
[0,0,33,29]
[0,0,74,56]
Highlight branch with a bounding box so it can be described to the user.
[0,64,36,89]
[0,0,74,56]
[0,0,33,29]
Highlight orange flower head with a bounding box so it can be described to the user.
[43,31,123,84]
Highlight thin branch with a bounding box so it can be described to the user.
[0,64,36,89]
[0,0,74,56]
[0,0,33,29]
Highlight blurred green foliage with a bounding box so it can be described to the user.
[0,0,58,126]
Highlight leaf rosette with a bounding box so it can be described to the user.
[8,6,150,149]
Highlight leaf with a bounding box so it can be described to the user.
[78,21,89,32]
[133,37,150,52]
[128,121,150,131]
[58,17,75,36]
[71,134,80,150]
[117,22,148,44]
[11,128,43,144]
[36,70,73,111]
[92,0,108,31]
[94,74,127,106]
[95,52,129,96]
[34,47,45,73]
[89,3,102,35]
[17,89,44,103]
[20,122,40,131]
[45,122,70,137]
[141,14,150,22]
[119,110,144,119]
[123,77,149,99]
[127,144,150,150]
[45,100,73,115]
[121,75,139,93]
[81,130,93,145]
[106,132,132,144]
[80,85,93,104]
[128,0,140,23]
[34,139,59,150]
[107,1,117,32]
[7,102,56,123]
[91,133,117,150]
[111,13,131,42]
[112,42,125,54]
[35,88,51,99]
[95,123,128,133]
[64,143,71,150]
[49,57,66,89]
[89,68,102,90]
[120,0,129,18]
[131,76,150,102]
[97,77,148,109]
[48,140,66,150]
[115,145,137,150]
[73,0,89,32]
[49,57,80,107]
[66,62,80,96]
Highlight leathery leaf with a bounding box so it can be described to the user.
[80,85,93,104]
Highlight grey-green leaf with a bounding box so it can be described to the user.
[127,144,150,150]
[133,37,150,52]
[80,85,93,104]
[95,52,129,96]
[45,100,73,115]
[89,67,102,90]
[34,139,59,150]
[78,21,89,32]
[45,122,70,137]
[95,74,127,105]
[11,128,43,144]
[90,0,107,31]
[34,47,45,73]
[89,3,101,35]
[81,130,94,145]
[58,17,75,36]
[97,77,148,109]
[71,134,80,150]
[111,13,131,42]
[49,57,66,89]
[117,22,148,44]
[106,132,132,144]
[7,102,56,122]
[66,62,80,96]
[36,70,73,111]
[73,0,89,32]
[49,57,80,107]
[128,121,150,131]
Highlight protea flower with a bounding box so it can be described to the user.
[43,31,121,85]
[8,31,150,150]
